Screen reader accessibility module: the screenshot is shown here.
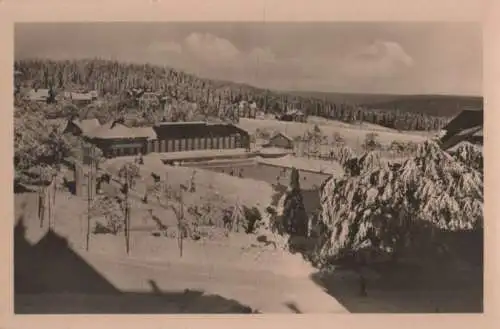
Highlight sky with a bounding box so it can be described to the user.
[14,22,482,96]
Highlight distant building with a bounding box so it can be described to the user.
[255,111,266,120]
[63,91,94,106]
[277,109,306,122]
[264,132,294,149]
[139,92,160,108]
[26,88,50,102]
[440,108,483,150]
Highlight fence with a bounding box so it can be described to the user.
[36,175,57,229]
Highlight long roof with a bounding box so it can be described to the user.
[86,122,156,140]
[152,121,249,140]
[81,120,249,141]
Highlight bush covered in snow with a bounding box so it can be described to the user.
[316,141,483,266]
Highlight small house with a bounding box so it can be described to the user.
[26,88,50,102]
[264,132,294,149]
[277,109,306,122]
[66,92,93,106]
[139,92,160,107]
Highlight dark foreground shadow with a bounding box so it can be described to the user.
[14,181,36,194]
[14,218,259,314]
[308,230,484,314]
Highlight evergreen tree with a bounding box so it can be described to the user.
[283,167,308,239]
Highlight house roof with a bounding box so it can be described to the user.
[73,118,101,135]
[270,132,294,142]
[473,128,483,138]
[441,125,483,150]
[447,140,483,154]
[440,108,484,151]
[64,91,93,101]
[27,89,50,101]
[86,121,157,140]
[286,109,304,116]
[442,109,483,134]
[152,121,249,140]
[129,127,158,140]
[455,125,483,138]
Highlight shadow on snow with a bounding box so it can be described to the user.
[14,217,259,314]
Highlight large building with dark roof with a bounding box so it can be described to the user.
[81,120,250,158]
[146,121,250,154]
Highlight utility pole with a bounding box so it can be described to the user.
[85,146,94,252]
[39,166,44,228]
[124,168,130,255]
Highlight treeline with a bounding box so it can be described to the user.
[290,91,483,118]
[15,58,451,131]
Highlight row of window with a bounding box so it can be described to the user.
[146,135,240,153]
[102,135,244,158]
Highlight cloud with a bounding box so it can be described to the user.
[184,32,241,63]
[340,40,414,79]
[146,33,281,81]
[145,35,416,92]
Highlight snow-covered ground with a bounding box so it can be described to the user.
[257,155,344,176]
[238,118,430,152]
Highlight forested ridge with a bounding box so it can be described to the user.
[14,58,482,131]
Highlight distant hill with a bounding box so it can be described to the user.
[15,58,476,131]
[287,91,483,118]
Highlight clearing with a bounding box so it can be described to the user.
[238,118,431,152]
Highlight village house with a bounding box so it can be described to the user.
[277,109,306,122]
[26,88,50,103]
[139,92,160,108]
[264,132,295,149]
[64,91,94,106]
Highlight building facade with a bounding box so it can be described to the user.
[84,121,251,158]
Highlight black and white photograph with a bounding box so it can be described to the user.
[13,21,483,314]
